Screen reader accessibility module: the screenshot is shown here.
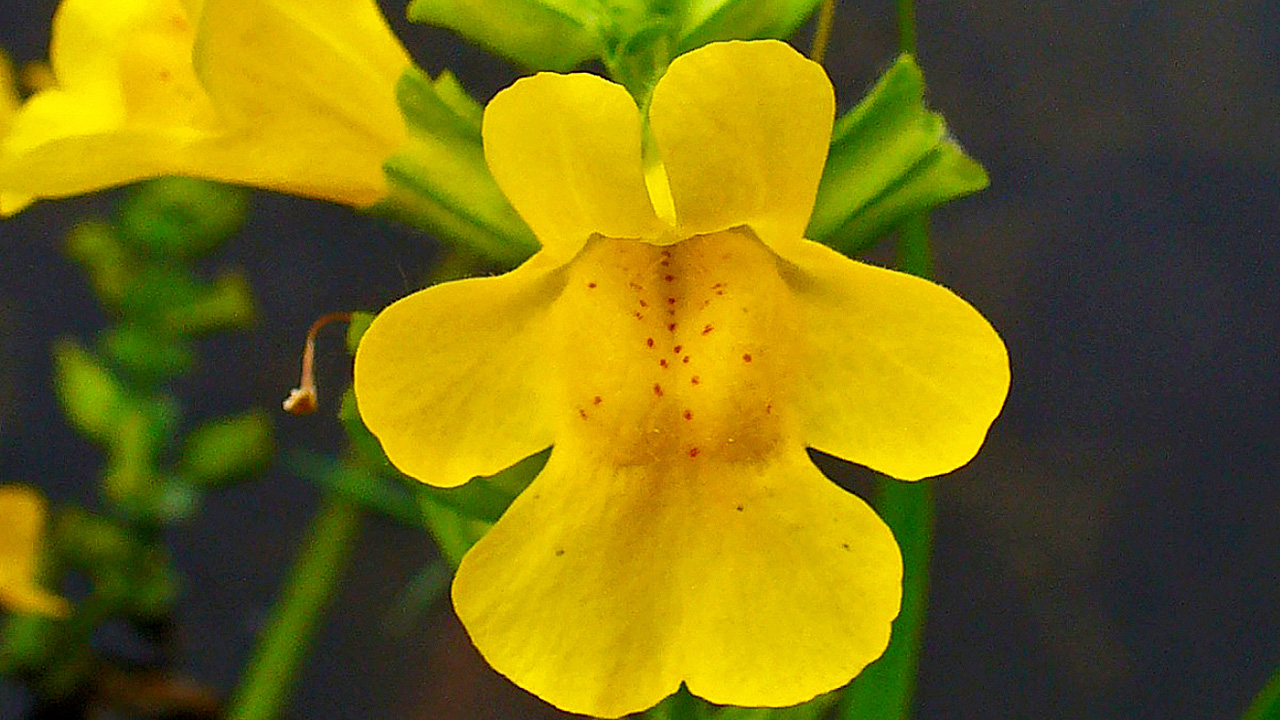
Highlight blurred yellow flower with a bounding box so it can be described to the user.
[355,40,1009,717]
[0,486,69,617]
[0,0,410,215]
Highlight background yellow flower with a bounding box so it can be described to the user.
[0,0,410,215]
[0,485,69,618]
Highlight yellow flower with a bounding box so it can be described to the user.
[0,486,70,617]
[355,40,1009,718]
[0,0,410,215]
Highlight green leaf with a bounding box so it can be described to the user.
[161,271,257,335]
[407,0,602,71]
[808,55,988,254]
[344,311,375,355]
[180,410,274,488]
[712,689,840,720]
[290,450,424,528]
[675,0,823,53]
[52,340,127,442]
[116,177,248,260]
[63,220,137,305]
[416,449,549,567]
[100,322,195,385]
[377,67,539,269]
[1241,663,1280,720]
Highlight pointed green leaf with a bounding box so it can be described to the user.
[52,340,127,442]
[407,0,601,71]
[180,410,274,488]
[808,55,988,254]
[376,67,538,268]
[290,450,424,528]
[676,0,823,52]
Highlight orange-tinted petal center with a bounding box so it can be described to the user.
[550,228,802,465]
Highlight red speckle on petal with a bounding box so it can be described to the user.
[587,282,597,289]
[682,356,690,363]
[664,274,675,282]
[683,410,693,420]
[578,408,588,419]
[689,447,700,458]
[690,376,700,385]
[667,323,677,332]
[742,353,753,362]
[654,383,664,396]
[639,299,648,307]
[702,324,714,335]
[593,396,603,405]
[667,297,676,305]
[673,345,683,353]
[659,359,669,368]
[646,337,655,348]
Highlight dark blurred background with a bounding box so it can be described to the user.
[2,0,1278,718]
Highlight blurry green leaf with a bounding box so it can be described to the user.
[180,410,274,488]
[63,220,137,305]
[103,400,170,514]
[339,385,395,469]
[1240,662,1280,720]
[712,689,839,720]
[382,559,452,635]
[377,67,539,268]
[290,450,424,528]
[124,545,179,618]
[416,449,548,566]
[808,55,988,254]
[345,312,375,355]
[0,613,59,674]
[116,177,248,260]
[52,340,126,442]
[675,0,823,53]
[418,493,491,568]
[119,265,204,324]
[162,271,257,334]
[101,322,195,384]
[408,0,601,71]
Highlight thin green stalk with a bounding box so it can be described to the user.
[896,0,917,56]
[1241,664,1280,720]
[810,0,836,64]
[225,496,362,720]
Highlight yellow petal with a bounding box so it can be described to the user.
[785,240,1010,480]
[353,254,564,487]
[191,0,410,204]
[0,0,408,213]
[0,486,70,617]
[453,444,902,718]
[483,71,666,261]
[649,40,834,250]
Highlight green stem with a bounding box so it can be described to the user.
[224,496,362,720]
[1241,664,1280,720]
[810,0,836,64]
[896,0,917,56]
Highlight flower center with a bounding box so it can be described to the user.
[550,228,802,465]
